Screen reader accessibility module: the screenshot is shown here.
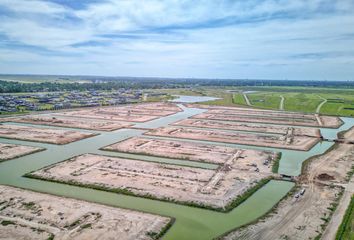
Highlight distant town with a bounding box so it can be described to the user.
[0,89,144,113]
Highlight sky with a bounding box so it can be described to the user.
[0,0,353,80]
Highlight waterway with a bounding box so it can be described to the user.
[0,104,352,239]
[169,95,220,103]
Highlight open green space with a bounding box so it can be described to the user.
[247,92,282,110]
[336,195,354,240]
[202,87,354,117]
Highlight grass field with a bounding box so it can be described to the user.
[247,92,282,109]
[336,195,354,240]
[235,91,354,117]
[160,86,354,117]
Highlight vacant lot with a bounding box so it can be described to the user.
[12,115,132,131]
[102,137,278,165]
[0,185,171,240]
[192,110,342,128]
[0,143,43,161]
[55,102,182,122]
[173,119,321,138]
[0,124,96,144]
[145,127,319,151]
[28,153,275,211]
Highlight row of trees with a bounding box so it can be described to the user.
[1,78,354,93]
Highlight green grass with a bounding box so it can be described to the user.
[319,93,354,117]
[336,195,354,240]
[1,220,15,226]
[216,88,354,116]
[283,93,323,113]
[232,93,247,105]
[202,93,235,106]
[247,92,282,109]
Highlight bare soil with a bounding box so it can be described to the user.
[173,119,321,138]
[29,153,275,210]
[55,102,182,123]
[192,112,341,128]
[185,104,342,128]
[145,127,319,151]
[56,109,158,122]
[0,124,96,144]
[0,143,43,161]
[102,137,279,166]
[0,185,171,240]
[12,115,132,131]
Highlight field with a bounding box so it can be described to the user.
[190,106,342,128]
[0,185,171,240]
[227,87,354,116]
[173,119,321,137]
[145,126,319,151]
[0,124,96,144]
[0,143,43,161]
[11,115,133,131]
[336,195,354,240]
[27,152,275,211]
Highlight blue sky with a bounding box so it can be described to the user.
[0,0,353,80]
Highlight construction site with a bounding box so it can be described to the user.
[0,101,352,239]
[27,151,276,211]
[11,115,133,131]
[0,124,97,144]
[102,136,279,165]
[0,143,43,161]
[0,185,171,240]
[145,126,320,151]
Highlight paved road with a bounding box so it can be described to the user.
[279,96,284,110]
[242,93,252,106]
[316,96,327,113]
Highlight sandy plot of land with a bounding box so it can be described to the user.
[222,185,342,240]
[173,119,322,138]
[56,109,158,122]
[207,108,318,120]
[102,137,278,166]
[342,126,354,142]
[29,153,274,210]
[0,124,96,144]
[96,108,176,116]
[145,127,319,151]
[12,115,132,131]
[192,112,342,128]
[119,102,182,112]
[54,103,182,123]
[0,143,43,161]
[0,185,171,240]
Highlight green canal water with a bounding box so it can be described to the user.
[0,104,352,239]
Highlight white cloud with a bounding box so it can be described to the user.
[0,0,354,79]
